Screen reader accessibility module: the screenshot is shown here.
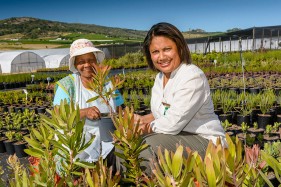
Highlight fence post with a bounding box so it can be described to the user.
[229,37,232,52]
[277,29,279,48]
[252,27,255,51]
[247,36,249,51]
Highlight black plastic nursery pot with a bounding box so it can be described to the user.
[250,109,261,125]
[13,142,28,158]
[277,115,281,123]
[37,107,46,114]
[3,140,15,155]
[247,127,264,136]
[237,114,250,126]
[249,87,261,94]
[257,114,272,129]
[0,138,6,153]
[219,113,232,123]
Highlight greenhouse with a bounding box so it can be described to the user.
[43,54,70,68]
[0,47,114,73]
[0,51,45,74]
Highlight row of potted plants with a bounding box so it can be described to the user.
[0,109,39,158]
[2,63,281,186]
[5,101,281,186]
[212,89,281,128]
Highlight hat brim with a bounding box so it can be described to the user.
[69,46,105,73]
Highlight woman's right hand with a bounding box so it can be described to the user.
[81,106,101,120]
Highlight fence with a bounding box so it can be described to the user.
[98,42,143,59]
[187,26,281,53]
[97,26,281,57]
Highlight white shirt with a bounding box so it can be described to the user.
[150,63,226,146]
[74,73,117,162]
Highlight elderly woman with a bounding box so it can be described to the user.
[134,22,226,173]
[53,39,123,171]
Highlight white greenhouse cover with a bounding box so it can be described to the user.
[30,48,70,57]
[0,51,45,74]
[44,54,70,68]
[0,47,110,74]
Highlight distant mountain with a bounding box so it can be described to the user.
[0,17,216,41]
[0,17,147,40]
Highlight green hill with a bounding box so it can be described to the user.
[0,17,218,41]
[0,17,147,41]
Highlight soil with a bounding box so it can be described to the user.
[263,134,280,142]
[0,152,29,186]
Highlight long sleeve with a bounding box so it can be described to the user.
[150,64,225,143]
[150,65,206,134]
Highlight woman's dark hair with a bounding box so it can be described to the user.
[143,22,192,71]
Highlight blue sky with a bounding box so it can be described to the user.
[1,0,280,32]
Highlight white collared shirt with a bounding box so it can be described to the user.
[150,63,226,146]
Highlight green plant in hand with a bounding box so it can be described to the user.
[87,64,124,117]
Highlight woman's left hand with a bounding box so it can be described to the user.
[139,123,153,135]
[134,114,144,125]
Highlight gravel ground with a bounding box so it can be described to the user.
[0,153,29,186]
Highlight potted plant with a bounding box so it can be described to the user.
[142,95,151,114]
[211,89,222,115]
[13,132,28,158]
[248,121,265,137]
[3,130,15,155]
[236,93,253,126]
[0,120,6,153]
[221,119,233,136]
[219,91,236,123]
[237,122,249,143]
[257,91,275,129]
[262,141,281,186]
[272,122,281,138]
[263,125,279,143]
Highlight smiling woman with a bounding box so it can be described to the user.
[53,38,124,175]
[129,22,227,175]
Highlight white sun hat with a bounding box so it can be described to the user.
[69,39,105,73]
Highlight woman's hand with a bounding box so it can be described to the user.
[134,114,145,125]
[80,106,101,120]
[134,113,155,135]
[139,123,153,135]
[134,113,155,125]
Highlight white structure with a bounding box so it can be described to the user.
[0,51,45,74]
[188,37,280,53]
[29,48,70,57]
[0,47,112,74]
[44,54,70,68]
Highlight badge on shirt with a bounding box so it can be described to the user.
[162,102,170,115]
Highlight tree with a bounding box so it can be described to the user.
[226,28,241,32]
